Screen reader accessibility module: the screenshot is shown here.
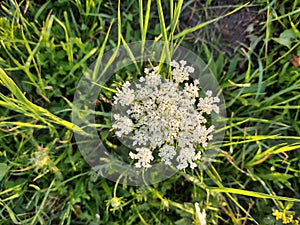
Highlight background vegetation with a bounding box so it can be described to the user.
[0,0,299,224]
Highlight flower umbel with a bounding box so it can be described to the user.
[113,60,220,169]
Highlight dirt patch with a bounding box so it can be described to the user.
[182,0,265,56]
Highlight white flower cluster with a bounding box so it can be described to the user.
[195,202,206,225]
[112,60,220,169]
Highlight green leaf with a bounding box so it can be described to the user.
[273,29,298,48]
[0,163,9,181]
[259,172,293,183]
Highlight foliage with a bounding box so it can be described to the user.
[0,0,299,224]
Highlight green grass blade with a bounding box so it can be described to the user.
[0,67,87,135]
[30,179,55,225]
[92,19,115,81]
[169,0,183,40]
[209,187,300,203]
[156,0,168,42]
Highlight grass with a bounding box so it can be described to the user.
[0,0,300,224]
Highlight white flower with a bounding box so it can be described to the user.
[145,73,161,88]
[129,147,154,168]
[177,131,194,148]
[195,203,206,225]
[113,81,135,106]
[170,60,179,68]
[144,68,150,74]
[149,131,164,149]
[176,147,201,169]
[194,125,215,148]
[197,90,220,114]
[132,127,148,146]
[171,60,195,83]
[112,61,220,169]
[183,84,198,98]
[112,114,133,137]
[158,145,176,165]
[96,213,100,220]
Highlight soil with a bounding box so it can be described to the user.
[182,0,266,56]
